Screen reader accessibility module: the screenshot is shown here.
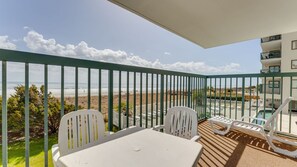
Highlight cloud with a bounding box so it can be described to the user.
[0,36,17,50]
[23,30,240,74]
[164,52,171,55]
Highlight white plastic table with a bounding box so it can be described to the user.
[57,128,203,167]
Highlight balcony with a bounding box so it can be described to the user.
[260,50,281,60]
[0,49,297,167]
[261,35,282,43]
[260,68,281,74]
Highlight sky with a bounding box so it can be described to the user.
[0,0,262,82]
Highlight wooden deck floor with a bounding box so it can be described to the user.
[197,121,297,167]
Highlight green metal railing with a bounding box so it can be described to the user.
[0,49,206,167]
[206,73,297,135]
[1,49,297,167]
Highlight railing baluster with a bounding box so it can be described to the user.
[195,77,200,111]
[180,76,182,105]
[118,71,121,130]
[169,75,172,108]
[88,68,91,109]
[204,77,207,119]
[263,77,267,119]
[139,72,143,127]
[98,69,102,112]
[219,78,221,115]
[151,74,154,127]
[289,76,292,133]
[165,75,168,113]
[146,73,148,127]
[2,61,7,167]
[134,72,137,126]
[235,77,238,119]
[75,67,78,111]
[249,77,252,122]
[160,74,164,125]
[108,70,113,131]
[126,72,129,128]
[25,63,30,167]
[209,78,212,116]
[156,74,159,125]
[173,76,175,106]
[280,76,283,131]
[176,76,179,106]
[187,76,191,107]
[229,78,232,119]
[241,77,245,118]
[196,77,199,111]
[272,76,275,115]
[183,76,185,106]
[61,66,64,117]
[256,77,259,114]
[44,64,49,167]
[224,78,227,117]
[214,78,217,116]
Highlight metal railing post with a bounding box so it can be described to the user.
[108,70,114,131]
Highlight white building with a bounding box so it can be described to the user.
[260,32,297,112]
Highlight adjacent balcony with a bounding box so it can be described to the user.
[0,49,297,167]
[261,67,281,73]
[260,50,281,60]
[261,35,282,43]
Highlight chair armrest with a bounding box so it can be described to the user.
[51,144,60,167]
[190,135,201,142]
[152,125,165,131]
[252,117,267,122]
[239,116,267,122]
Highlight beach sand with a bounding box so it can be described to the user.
[63,92,182,116]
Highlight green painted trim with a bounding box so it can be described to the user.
[187,76,191,107]
[126,72,129,128]
[2,61,7,167]
[0,49,204,77]
[118,71,122,130]
[108,70,113,131]
[61,66,64,117]
[160,74,164,125]
[87,68,91,109]
[75,67,78,111]
[25,63,30,167]
[44,65,49,167]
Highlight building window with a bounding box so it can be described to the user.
[292,60,297,69]
[292,40,297,50]
[268,81,280,88]
[269,66,280,73]
[292,79,297,89]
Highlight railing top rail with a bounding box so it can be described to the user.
[207,72,297,78]
[0,49,205,77]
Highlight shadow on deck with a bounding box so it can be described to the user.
[197,121,297,167]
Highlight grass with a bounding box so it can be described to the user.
[0,135,58,167]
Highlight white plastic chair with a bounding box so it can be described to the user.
[52,110,109,167]
[209,97,297,158]
[153,106,200,142]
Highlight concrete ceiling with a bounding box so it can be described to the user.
[109,0,297,48]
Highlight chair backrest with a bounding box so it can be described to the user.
[58,110,105,156]
[165,106,198,140]
[264,97,293,130]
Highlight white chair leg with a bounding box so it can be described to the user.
[266,133,297,158]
